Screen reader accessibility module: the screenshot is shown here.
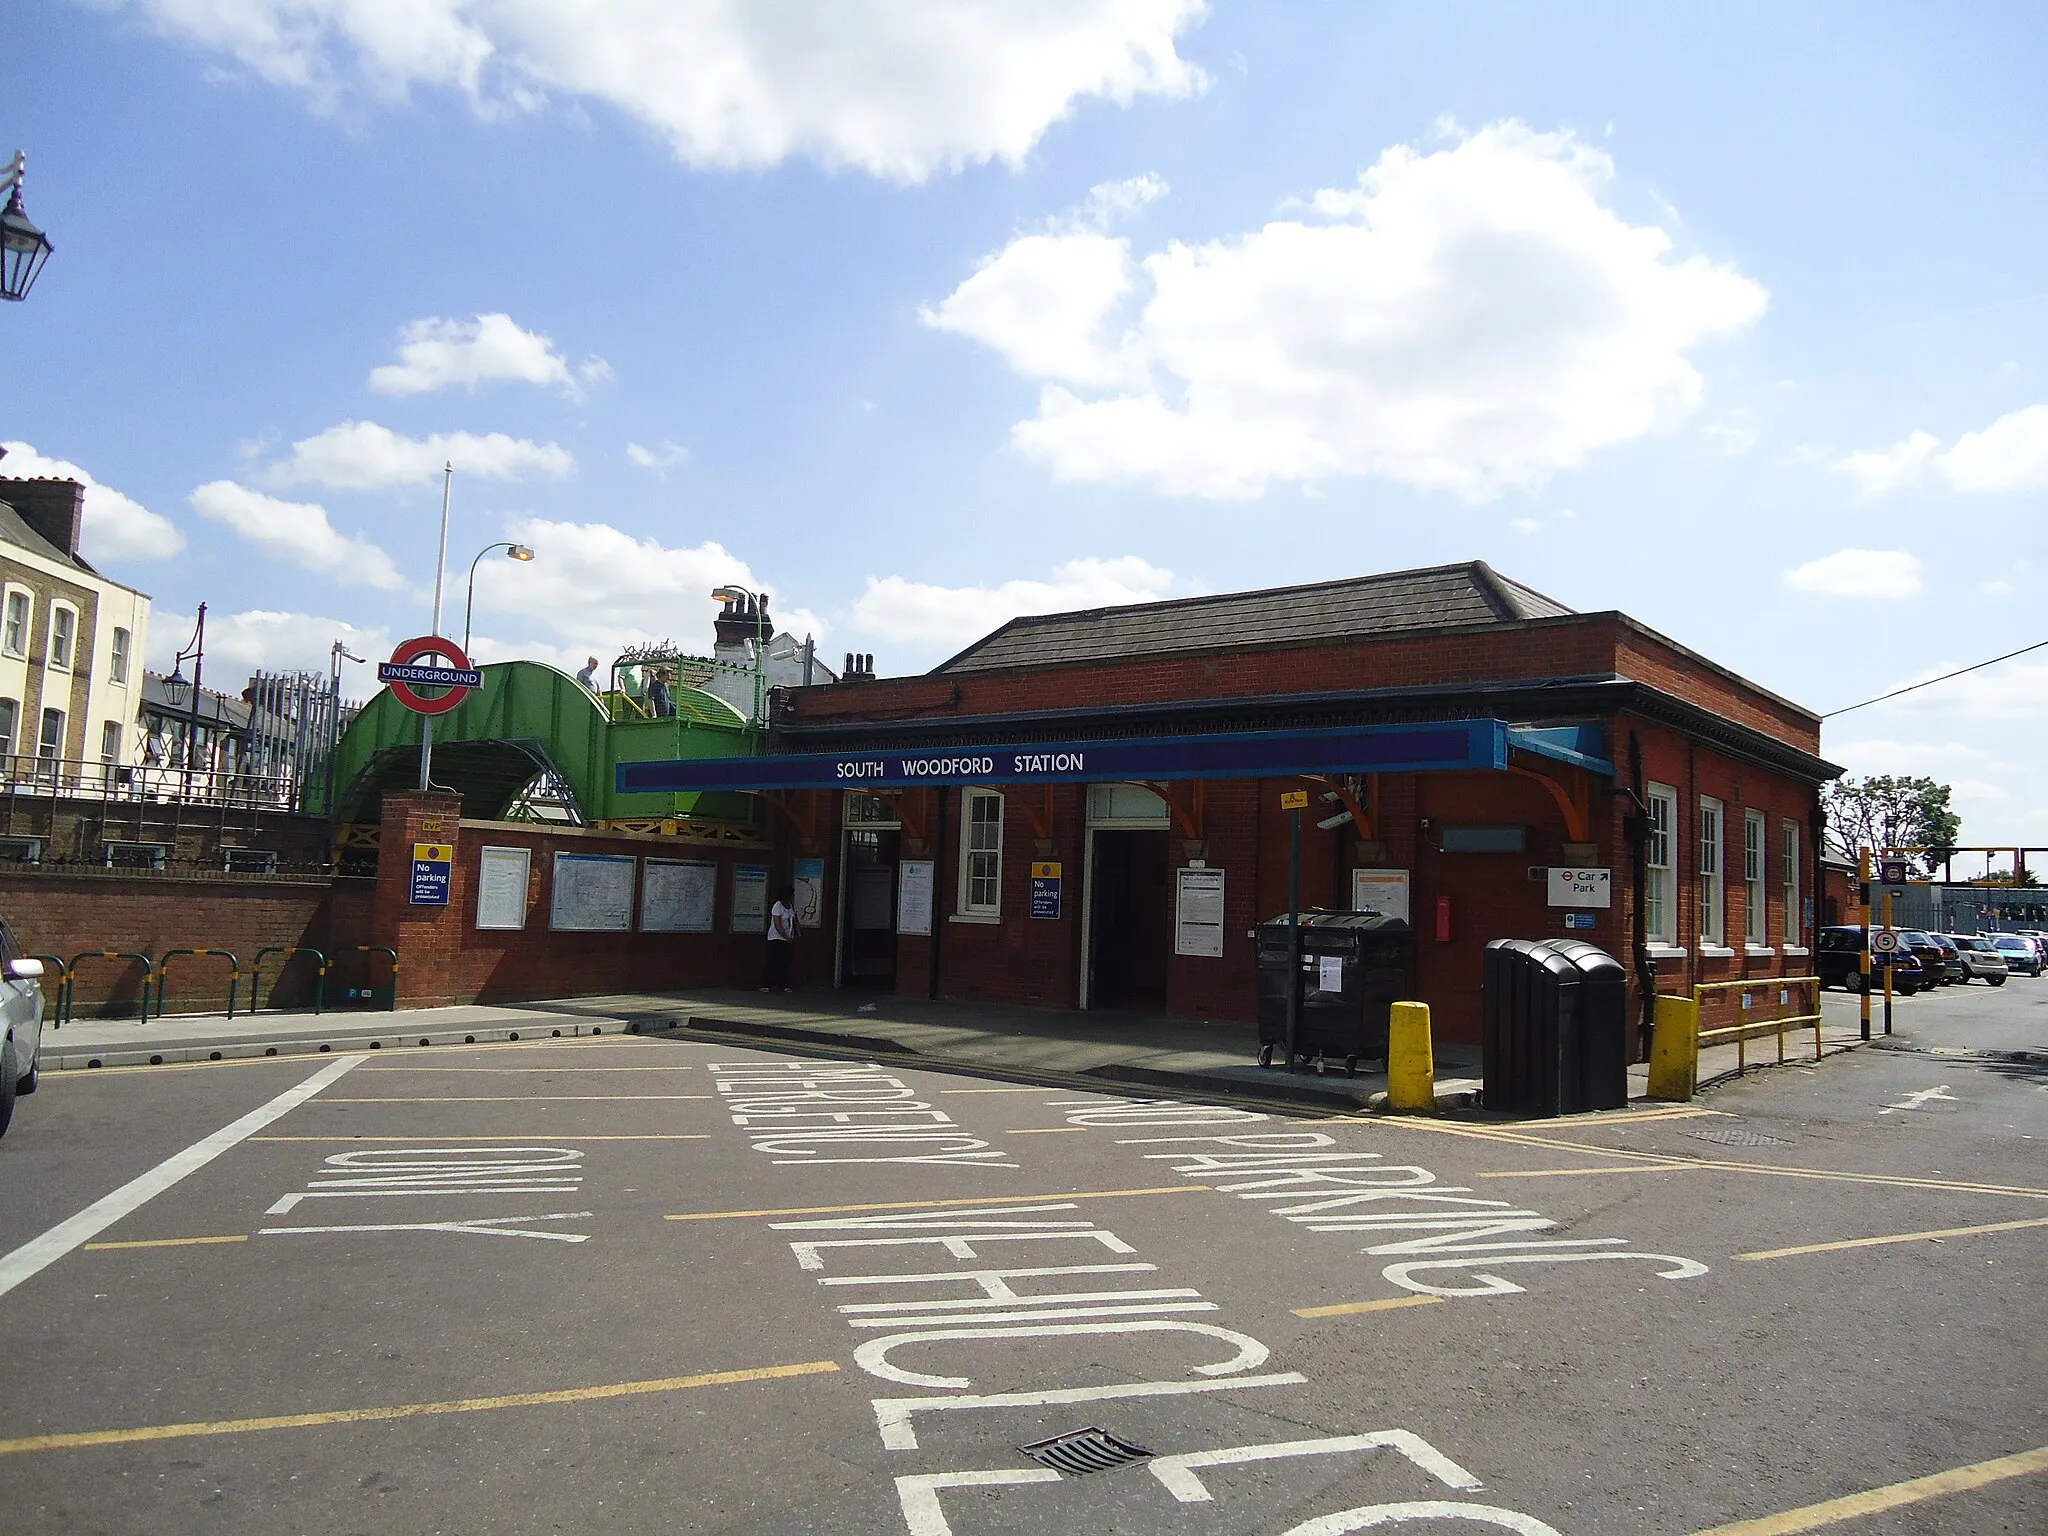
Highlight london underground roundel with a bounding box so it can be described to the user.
[379,635,480,717]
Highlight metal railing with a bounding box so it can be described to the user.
[1693,976,1823,1075]
[0,752,296,811]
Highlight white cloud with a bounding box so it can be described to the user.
[467,515,823,665]
[1940,403,2048,493]
[369,313,602,397]
[1833,430,1940,495]
[148,608,392,683]
[1782,548,1925,600]
[1834,404,2048,496]
[927,121,1769,500]
[262,421,575,491]
[189,480,407,590]
[114,0,1208,182]
[0,441,186,562]
[1066,173,1169,231]
[1701,414,1757,455]
[854,555,1178,651]
[626,440,689,475]
[1509,517,1543,535]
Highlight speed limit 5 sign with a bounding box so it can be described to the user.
[1872,930,1900,953]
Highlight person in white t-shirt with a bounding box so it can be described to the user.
[761,887,795,992]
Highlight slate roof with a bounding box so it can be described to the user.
[935,560,1575,675]
[0,497,84,571]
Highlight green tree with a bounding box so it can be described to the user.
[1822,775,1962,873]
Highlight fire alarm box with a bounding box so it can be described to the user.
[1435,895,1452,943]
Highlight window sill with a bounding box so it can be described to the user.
[1698,945,1738,959]
[948,912,1000,926]
[1647,944,1688,961]
[1745,945,1777,958]
[1782,946,1811,957]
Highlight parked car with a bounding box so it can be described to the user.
[1943,935,2010,986]
[1896,930,1952,983]
[1925,932,1968,985]
[0,916,47,1137]
[1816,926,1926,994]
[1988,935,2042,976]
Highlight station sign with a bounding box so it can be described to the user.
[410,842,453,906]
[1877,858,1910,886]
[379,636,482,716]
[1547,868,1612,909]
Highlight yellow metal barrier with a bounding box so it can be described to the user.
[1648,995,1699,1101]
[1692,976,1822,1076]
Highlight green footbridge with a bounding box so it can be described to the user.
[318,660,762,833]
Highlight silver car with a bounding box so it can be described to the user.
[0,918,47,1136]
[1944,935,2010,986]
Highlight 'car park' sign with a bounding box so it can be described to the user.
[1547,868,1612,908]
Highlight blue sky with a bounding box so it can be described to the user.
[5,2,2045,853]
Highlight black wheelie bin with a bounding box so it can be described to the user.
[1255,911,1414,1075]
[1480,937,1629,1114]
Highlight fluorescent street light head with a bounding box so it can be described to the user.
[508,544,535,561]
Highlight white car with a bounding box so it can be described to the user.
[0,922,46,1136]
[1943,935,2010,986]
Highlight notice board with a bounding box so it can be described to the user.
[1351,868,1411,923]
[896,860,934,936]
[641,859,717,933]
[475,846,531,930]
[550,853,636,932]
[1174,867,1227,957]
[731,863,769,933]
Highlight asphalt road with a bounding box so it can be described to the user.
[0,983,2043,1535]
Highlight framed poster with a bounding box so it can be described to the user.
[1174,867,1226,958]
[550,853,636,932]
[793,856,826,930]
[641,859,717,933]
[731,863,770,933]
[475,846,531,930]
[896,860,935,936]
[1351,868,1411,922]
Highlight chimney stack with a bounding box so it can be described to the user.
[0,478,86,559]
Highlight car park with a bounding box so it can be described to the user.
[1988,935,2042,976]
[1943,934,2010,985]
[0,915,47,1136]
[1816,925,1926,994]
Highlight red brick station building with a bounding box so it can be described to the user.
[632,562,1840,1050]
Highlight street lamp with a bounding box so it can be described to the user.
[463,541,536,654]
[161,603,207,796]
[0,152,54,303]
[711,584,769,724]
[325,640,366,822]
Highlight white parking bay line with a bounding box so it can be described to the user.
[0,1055,364,1300]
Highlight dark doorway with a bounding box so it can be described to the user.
[841,829,899,989]
[1088,829,1171,1010]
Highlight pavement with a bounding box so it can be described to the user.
[1,978,2042,1534]
[43,981,1897,1114]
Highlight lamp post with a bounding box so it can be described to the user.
[325,640,366,822]
[160,603,207,799]
[711,584,769,725]
[463,541,536,655]
[0,152,55,303]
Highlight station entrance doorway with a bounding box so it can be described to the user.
[1083,783,1172,1011]
[838,797,900,990]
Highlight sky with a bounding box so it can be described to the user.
[3,2,2044,856]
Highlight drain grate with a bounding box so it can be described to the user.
[1687,1127,1791,1147]
[1019,1428,1155,1476]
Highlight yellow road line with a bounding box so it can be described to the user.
[1293,1296,1446,1319]
[359,1065,697,1073]
[1477,1165,1692,1179]
[1736,1215,2048,1261]
[0,1360,840,1458]
[1690,1444,2048,1534]
[249,1134,713,1143]
[53,1037,663,1077]
[318,1095,713,1103]
[1377,1118,2048,1201]
[83,1234,248,1251]
[1007,1127,1088,1135]
[666,1185,1210,1222]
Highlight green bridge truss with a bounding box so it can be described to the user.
[317,660,762,829]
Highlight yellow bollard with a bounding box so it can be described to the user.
[1647,995,1699,1102]
[1385,1000,1436,1113]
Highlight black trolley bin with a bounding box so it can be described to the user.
[1255,911,1414,1075]
[1481,938,1630,1115]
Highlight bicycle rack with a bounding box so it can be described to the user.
[353,946,399,1012]
[63,950,155,1026]
[28,955,69,1030]
[154,948,241,1022]
[249,946,328,1016]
